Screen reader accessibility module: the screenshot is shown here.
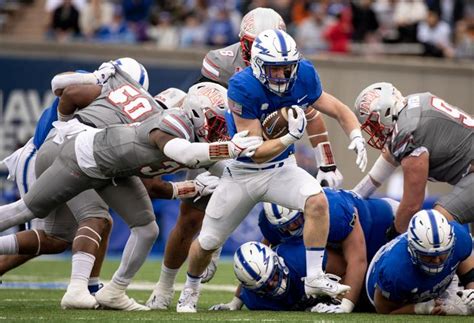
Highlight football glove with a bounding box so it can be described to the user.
[209,297,243,311]
[348,130,367,172]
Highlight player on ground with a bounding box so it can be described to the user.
[352,82,473,239]
[366,209,474,315]
[210,189,398,312]
[176,29,367,313]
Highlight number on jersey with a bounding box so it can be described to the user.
[108,85,153,120]
[431,97,473,128]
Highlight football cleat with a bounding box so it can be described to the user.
[95,283,150,311]
[303,273,351,298]
[176,287,200,313]
[61,288,99,309]
[146,284,175,310]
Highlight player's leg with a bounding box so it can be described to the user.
[94,176,158,311]
[178,171,258,313]
[89,216,112,294]
[58,189,111,309]
[264,160,350,298]
[435,173,474,224]
[147,200,205,309]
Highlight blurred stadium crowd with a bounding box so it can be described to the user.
[0,0,473,59]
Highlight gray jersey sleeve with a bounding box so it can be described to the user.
[201,43,246,87]
[158,109,195,141]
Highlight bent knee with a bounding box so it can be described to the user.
[304,193,328,216]
[198,233,223,251]
[133,221,159,242]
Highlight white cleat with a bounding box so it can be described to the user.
[176,287,199,313]
[95,283,150,311]
[303,273,351,298]
[61,288,99,309]
[146,285,175,310]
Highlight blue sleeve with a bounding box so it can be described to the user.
[376,263,411,302]
[298,59,323,105]
[240,288,281,311]
[452,222,472,260]
[258,211,284,246]
[32,98,59,149]
[227,70,262,119]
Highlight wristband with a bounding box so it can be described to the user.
[229,296,244,310]
[314,141,335,167]
[279,133,297,147]
[171,181,197,199]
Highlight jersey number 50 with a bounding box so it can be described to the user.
[108,85,153,120]
[431,97,474,128]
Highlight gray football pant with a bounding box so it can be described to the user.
[436,172,474,224]
[25,137,155,228]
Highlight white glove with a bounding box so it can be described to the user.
[194,171,219,198]
[458,289,474,313]
[93,62,116,85]
[209,296,243,311]
[228,130,263,158]
[348,130,368,172]
[440,296,469,315]
[311,298,354,313]
[317,167,343,188]
[280,106,307,146]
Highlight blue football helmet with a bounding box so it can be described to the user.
[250,29,300,95]
[407,209,454,275]
[233,241,289,297]
[263,202,304,240]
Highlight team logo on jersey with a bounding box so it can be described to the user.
[261,103,269,111]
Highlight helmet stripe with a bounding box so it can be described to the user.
[139,64,145,86]
[274,30,288,57]
[271,203,282,219]
[236,248,261,281]
[427,210,440,247]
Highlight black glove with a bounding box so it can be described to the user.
[385,222,401,241]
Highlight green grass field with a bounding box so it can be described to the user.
[0,257,470,322]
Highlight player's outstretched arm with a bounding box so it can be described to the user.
[305,108,343,188]
[374,287,445,315]
[312,92,367,172]
[394,152,429,233]
[151,129,262,168]
[209,285,243,311]
[352,150,399,198]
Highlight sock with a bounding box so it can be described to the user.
[184,272,201,290]
[68,252,95,290]
[88,277,100,286]
[306,247,325,277]
[0,200,35,232]
[157,264,179,290]
[113,221,159,286]
[0,234,19,254]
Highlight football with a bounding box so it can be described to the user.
[261,107,294,140]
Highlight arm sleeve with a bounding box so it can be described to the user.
[51,73,97,94]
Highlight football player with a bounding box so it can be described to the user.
[352,82,473,238]
[176,29,367,313]
[211,189,398,312]
[366,209,474,315]
[0,68,259,310]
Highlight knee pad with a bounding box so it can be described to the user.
[198,233,223,251]
[132,221,159,243]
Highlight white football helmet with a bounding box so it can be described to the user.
[182,82,229,142]
[251,29,300,95]
[234,241,289,297]
[263,202,304,239]
[407,209,455,275]
[239,7,286,64]
[114,57,149,91]
[154,87,187,109]
[354,82,406,149]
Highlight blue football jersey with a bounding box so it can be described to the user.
[258,189,395,262]
[32,97,59,149]
[366,222,472,305]
[240,241,316,311]
[226,59,323,163]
